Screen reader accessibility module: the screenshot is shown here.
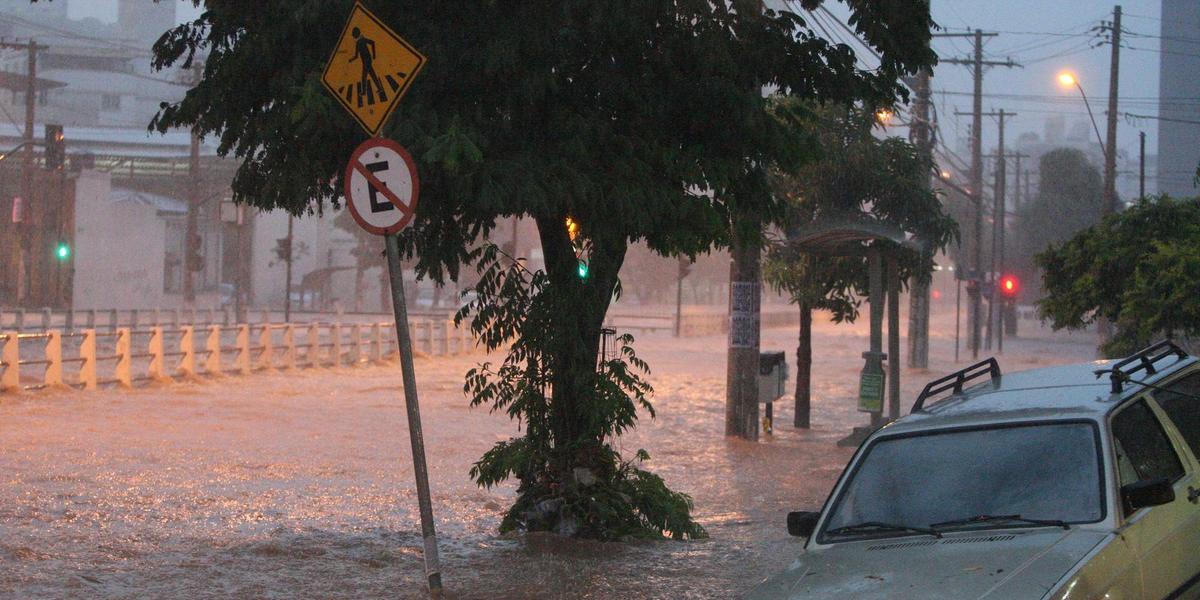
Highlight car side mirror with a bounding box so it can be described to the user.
[787,511,820,537]
[1122,477,1175,512]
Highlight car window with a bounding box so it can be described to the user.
[1111,400,1184,487]
[820,422,1103,541]
[1155,371,1200,459]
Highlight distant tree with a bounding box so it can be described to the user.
[764,103,956,427]
[1012,148,1103,299]
[333,209,385,312]
[1037,195,1200,357]
[150,0,935,539]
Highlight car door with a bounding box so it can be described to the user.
[1150,370,1200,598]
[1110,398,1195,599]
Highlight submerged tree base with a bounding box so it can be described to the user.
[460,245,704,541]
[490,446,705,541]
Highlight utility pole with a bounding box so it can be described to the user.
[906,67,934,370]
[284,215,294,322]
[1139,130,1146,200]
[1013,153,1023,213]
[183,62,203,307]
[726,0,765,442]
[982,110,1015,353]
[941,31,1018,360]
[1102,5,1122,215]
[184,128,200,306]
[727,225,760,441]
[0,39,46,306]
[980,136,1023,352]
[675,257,689,338]
[1096,5,1122,350]
[992,114,1006,353]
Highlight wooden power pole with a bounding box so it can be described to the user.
[941,31,1018,360]
[906,67,934,370]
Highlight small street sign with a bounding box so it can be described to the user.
[343,138,419,235]
[321,2,426,136]
[858,371,885,413]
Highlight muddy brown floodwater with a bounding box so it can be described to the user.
[1,312,1097,599]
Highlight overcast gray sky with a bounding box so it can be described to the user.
[71,0,1168,182]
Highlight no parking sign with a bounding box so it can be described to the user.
[343,138,420,235]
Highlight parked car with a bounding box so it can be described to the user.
[747,341,1200,600]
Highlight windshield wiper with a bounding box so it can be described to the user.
[825,521,942,538]
[930,514,1070,531]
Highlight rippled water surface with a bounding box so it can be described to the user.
[1,315,1096,599]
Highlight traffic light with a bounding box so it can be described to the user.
[186,233,204,272]
[565,216,580,242]
[999,274,1019,298]
[54,241,70,261]
[566,216,588,280]
[274,237,293,262]
[44,124,64,170]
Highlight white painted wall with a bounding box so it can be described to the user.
[71,170,219,310]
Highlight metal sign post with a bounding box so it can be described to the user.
[323,5,438,590]
[341,138,440,594]
[385,232,442,594]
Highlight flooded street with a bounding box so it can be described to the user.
[1,313,1097,599]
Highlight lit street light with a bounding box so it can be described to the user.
[1056,71,1106,156]
[1057,70,1114,345]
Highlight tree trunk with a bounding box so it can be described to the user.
[794,301,812,428]
[534,214,628,478]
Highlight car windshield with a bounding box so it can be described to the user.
[821,422,1103,541]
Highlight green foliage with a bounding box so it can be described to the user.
[764,103,957,320]
[151,1,935,539]
[459,244,703,540]
[1012,148,1104,296]
[1036,195,1200,357]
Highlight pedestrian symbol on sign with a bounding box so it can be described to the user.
[350,27,388,107]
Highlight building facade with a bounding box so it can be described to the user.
[1157,0,1200,198]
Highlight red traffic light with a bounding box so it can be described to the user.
[999,274,1019,298]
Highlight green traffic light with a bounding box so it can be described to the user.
[55,243,70,260]
[577,259,589,279]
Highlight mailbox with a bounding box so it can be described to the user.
[759,351,788,404]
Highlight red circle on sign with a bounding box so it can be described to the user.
[343,138,421,236]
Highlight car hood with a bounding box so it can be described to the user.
[746,528,1109,600]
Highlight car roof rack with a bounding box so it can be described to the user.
[912,358,1001,413]
[1101,340,1190,394]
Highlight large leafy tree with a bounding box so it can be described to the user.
[150,1,935,538]
[1037,195,1200,357]
[1012,148,1103,299]
[764,103,956,427]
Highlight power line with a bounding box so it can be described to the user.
[0,13,152,57]
[1124,31,1200,46]
[1020,39,1102,65]
[1123,45,1200,60]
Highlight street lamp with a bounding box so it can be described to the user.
[1056,71,1106,156]
[1057,70,1114,346]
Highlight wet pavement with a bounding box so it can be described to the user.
[1,309,1098,599]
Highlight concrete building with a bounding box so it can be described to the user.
[1156,0,1200,198]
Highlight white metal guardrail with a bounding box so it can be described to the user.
[0,319,475,394]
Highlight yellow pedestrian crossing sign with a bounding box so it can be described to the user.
[322,2,426,136]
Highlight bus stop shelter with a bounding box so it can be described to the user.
[784,218,922,446]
